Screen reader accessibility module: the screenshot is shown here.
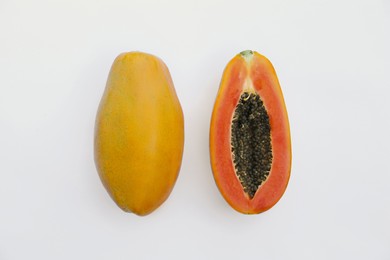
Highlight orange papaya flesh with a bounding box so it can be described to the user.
[210,50,291,214]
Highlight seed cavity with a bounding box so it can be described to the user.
[231,92,273,199]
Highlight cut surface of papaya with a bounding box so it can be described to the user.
[94,52,184,216]
[210,50,291,214]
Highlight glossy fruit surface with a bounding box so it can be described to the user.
[95,52,184,216]
[210,50,291,214]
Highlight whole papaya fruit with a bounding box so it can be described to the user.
[94,52,184,216]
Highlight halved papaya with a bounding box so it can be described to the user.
[210,50,291,214]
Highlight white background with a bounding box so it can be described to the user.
[1,0,389,259]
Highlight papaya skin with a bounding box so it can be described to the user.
[94,52,184,216]
[210,51,291,214]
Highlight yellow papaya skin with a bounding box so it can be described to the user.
[94,52,184,216]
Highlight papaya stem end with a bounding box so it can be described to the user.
[240,50,254,63]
